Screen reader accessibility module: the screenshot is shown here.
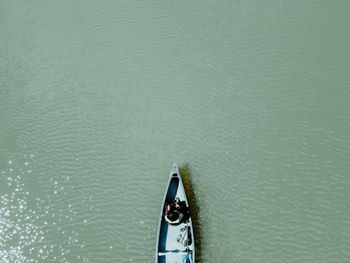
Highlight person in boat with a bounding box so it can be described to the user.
[164,198,189,224]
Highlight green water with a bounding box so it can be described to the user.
[1,1,350,262]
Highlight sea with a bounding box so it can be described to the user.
[1,1,350,262]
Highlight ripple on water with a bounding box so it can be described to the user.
[0,156,89,262]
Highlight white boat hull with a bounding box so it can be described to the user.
[155,163,195,263]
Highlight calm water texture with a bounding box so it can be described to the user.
[1,1,350,262]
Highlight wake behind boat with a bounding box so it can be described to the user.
[156,163,195,263]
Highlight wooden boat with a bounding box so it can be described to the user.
[156,163,195,263]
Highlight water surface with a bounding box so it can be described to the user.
[1,1,350,262]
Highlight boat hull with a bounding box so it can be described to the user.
[155,163,195,263]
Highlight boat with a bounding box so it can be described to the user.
[155,163,195,263]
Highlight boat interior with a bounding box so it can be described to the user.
[157,176,194,262]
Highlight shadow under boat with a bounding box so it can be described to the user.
[179,163,201,263]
